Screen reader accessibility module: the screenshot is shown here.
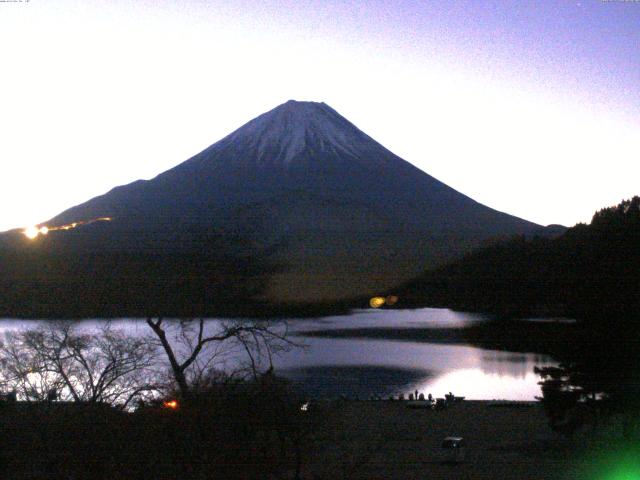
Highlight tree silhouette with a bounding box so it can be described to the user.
[145,317,300,399]
[0,321,160,409]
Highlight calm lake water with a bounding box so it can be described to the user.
[0,308,555,401]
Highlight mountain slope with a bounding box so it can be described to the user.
[51,101,536,233]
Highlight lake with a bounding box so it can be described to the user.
[0,308,556,401]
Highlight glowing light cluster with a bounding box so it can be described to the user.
[22,217,112,240]
[23,226,48,240]
[369,295,399,308]
[163,400,179,410]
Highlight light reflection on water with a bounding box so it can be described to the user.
[413,369,545,401]
[0,308,556,400]
[289,308,488,332]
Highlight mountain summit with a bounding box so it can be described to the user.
[42,100,541,303]
[218,100,370,168]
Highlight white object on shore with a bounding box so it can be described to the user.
[405,400,433,409]
[441,436,466,463]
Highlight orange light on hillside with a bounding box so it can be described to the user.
[23,226,39,239]
[369,296,386,308]
[22,217,113,240]
[163,400,179,410]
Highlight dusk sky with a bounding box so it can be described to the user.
[1,0,638,232]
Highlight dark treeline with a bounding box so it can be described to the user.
[0,220,361,318]
[399,196,640,322]
[0,222,276,318]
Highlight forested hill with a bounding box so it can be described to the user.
[0,226,275,318]
[398,197,640,322]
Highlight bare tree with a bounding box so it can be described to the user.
[0,332,62,401]
[145,317,300,398]
[0,322,161,409]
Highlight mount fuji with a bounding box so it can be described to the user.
[7,100,546,310]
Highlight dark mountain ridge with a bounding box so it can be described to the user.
[31,100,545,304]
[0,100,555,315]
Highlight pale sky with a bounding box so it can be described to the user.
[1,0,638,232]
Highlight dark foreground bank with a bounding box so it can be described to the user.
[294,399,639,480]
[1,397,635,480]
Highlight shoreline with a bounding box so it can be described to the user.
[296,318,575,357]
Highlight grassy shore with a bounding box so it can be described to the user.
[293,399,579,480]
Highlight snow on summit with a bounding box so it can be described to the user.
[223,100,366,165]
